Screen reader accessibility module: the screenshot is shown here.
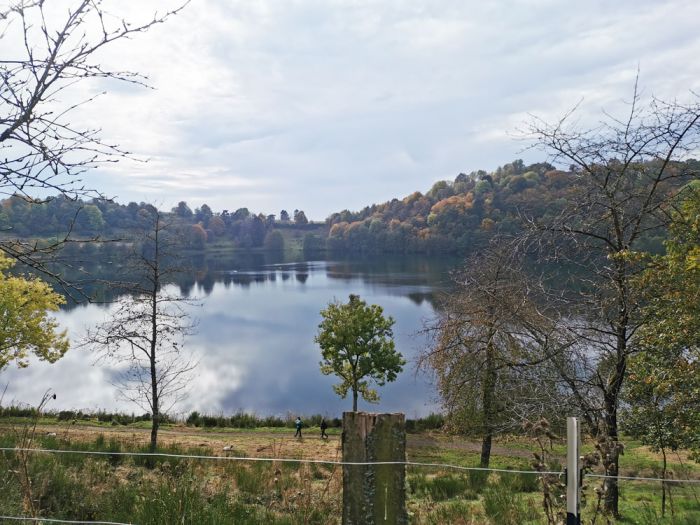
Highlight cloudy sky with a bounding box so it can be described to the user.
[18,0,700,219]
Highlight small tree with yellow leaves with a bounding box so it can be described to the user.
[0,254,69,371]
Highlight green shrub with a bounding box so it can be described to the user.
[57,410,77,421]
[185,411,201,427]
[406,413,445,432]
[201,415,218,428]
[483,476,528,524]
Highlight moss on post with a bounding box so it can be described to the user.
[342,412,407,525]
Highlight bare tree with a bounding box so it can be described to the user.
[0,0,186,283]
[85,208,196,451]
[523,80,700,516]
[420,242,563,468]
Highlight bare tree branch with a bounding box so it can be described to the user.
[0,0,187,290]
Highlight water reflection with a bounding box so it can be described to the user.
[2,254,458,417]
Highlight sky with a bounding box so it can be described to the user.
[8,0,700,220]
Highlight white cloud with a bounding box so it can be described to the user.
[5,0,699,218]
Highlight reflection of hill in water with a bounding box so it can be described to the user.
[49,249,455,311]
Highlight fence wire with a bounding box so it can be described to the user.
[5,445,700,482]
[2,445,699,524]
[0,446,562,475]
[0,516,131,524]
[585,473,700,484]
[0,444,559,524]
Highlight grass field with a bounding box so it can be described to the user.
[0,419,699,524]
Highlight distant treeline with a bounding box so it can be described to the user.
[0,405,445,433]
[2,158,689,254]
[0,196,320,251]
[0,405,173,425]
[184,411,444,432]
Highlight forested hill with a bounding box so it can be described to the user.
[326,160,561,253]
[325,159,677,254]
[0,158,683,254]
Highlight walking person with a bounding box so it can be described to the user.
[320,418,328,439]
[294,416,303,438]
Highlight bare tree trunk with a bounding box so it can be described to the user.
[149,347,159,453]
[602,413,620,517]
[352,389,358,412]
[603,376,622,518]
[149,217,161,453]
[661,447,667,517]
[480,342,497,468]
[602,269,629,517]
[480,434,493,469]
[148,327,160,467]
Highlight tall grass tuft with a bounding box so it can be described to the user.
[482,475,534,524]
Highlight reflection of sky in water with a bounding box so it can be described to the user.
[1,260,447,417]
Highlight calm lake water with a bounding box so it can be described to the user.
[1,254,458,418]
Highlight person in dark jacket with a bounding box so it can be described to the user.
[320,418,328,439]
[294,416,302,438]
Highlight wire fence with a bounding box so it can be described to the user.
[2,445,699,524]
[0,447,563,475]
[586,472,700,484]
[4,446,700,484]
[0,517,131,524]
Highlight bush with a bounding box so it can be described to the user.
[406,413,445,432]
[230,412,258,428]
[201,415,218,428]
[186,411,201,427]
[57,410,76,421]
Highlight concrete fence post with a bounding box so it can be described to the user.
[566,416,581,525]
[342,412,407,525]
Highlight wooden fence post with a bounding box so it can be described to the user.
[342,412,407,525]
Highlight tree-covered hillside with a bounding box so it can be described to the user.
[325,159,679,254]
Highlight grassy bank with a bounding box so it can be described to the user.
[0,420,698,524]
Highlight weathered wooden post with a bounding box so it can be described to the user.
[342,412,407,525]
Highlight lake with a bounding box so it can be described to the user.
[1,253,459,418]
